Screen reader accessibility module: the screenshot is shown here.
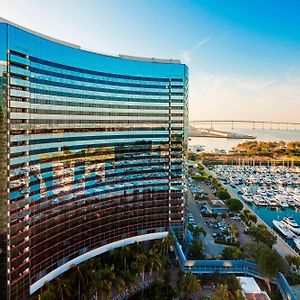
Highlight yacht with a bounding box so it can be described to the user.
[242,195,253,204]
[195,145,205,152]
[294,238,300,251]
[287,199,296,208]
[278,199,289,209]
[267,198,278,207]
[272,220,294,239]
[253,196,267,206]
[282,217,300,235]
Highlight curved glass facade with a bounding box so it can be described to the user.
[0,18,188,299]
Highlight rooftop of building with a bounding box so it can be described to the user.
[238,277,271,300]
[0,17,181,65]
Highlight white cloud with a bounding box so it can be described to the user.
[189,72,300,122]
[286,65,296,77]
[181,38,210,64]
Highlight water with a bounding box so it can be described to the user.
[189,128,300,152]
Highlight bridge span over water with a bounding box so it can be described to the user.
[190,120,300,130]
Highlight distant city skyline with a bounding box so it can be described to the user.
[1,0,300,122]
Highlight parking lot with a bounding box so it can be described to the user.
[187,178,255,253]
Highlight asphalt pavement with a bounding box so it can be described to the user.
[187,188,225,258]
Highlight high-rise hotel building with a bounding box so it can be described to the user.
[0,18,188,299]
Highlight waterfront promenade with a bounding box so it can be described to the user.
[203,164,299,258]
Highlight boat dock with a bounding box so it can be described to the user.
[204,165,299,258]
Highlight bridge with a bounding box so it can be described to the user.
[190,120,300,130]
[170,227,297,300]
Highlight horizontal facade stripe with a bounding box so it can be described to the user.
[31,78,170,96]
[30,56,184,82]
[10,130,169,142]
[29,62,179,87]
[10,100,173,111]
[10,112,170,120]
[30,87,171,101]
[28,68,184,90]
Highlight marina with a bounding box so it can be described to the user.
[208,165,300,250]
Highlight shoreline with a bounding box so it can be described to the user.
[189,135,256,139]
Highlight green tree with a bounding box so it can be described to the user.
[69,264,84,300]
[225,198,243,212]
[247,224,277,247]
[54,277,72,300]
[120,245,131,269]
[286,255,300,271]
[228,223,239,241]
[192,225,207,239]
[87,269,106,300]
[147,248,164,276]
[217,189,231,200]
[188,239,205,260]
[233,289,246,300]
[221,247,244,260]
[39,281,56,300]
[101,265,117,300]
[119,268,139,296]
[245,243,288,291]
[211,284,231,300]
[177,272,201,300]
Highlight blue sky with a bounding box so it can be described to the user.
[1,0,300,121]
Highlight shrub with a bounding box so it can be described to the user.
[225,198,243,212]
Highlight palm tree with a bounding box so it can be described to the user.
[136,252,147,283]
[54,277,72,300]
[120,245,131,269]
[177,272,201,300]
[101,265,117,299]
[164,233,174,256]
[192,225,207,239]
[133,242,144,258]
[211,284,231,300]
[156,234,174,256]
[119,268,139,296]
[228,223,239,242]
[146,249,163,277]
[70,264,84,300]
[233,289,246,300]
[79,260,99,299]
[114,275,126,296]
[39,281,55,300]
[109,248,119,265]
[87,269,106,300]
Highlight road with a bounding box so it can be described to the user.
[187,188,225,258]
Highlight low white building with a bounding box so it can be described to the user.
[238,277,271,300]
